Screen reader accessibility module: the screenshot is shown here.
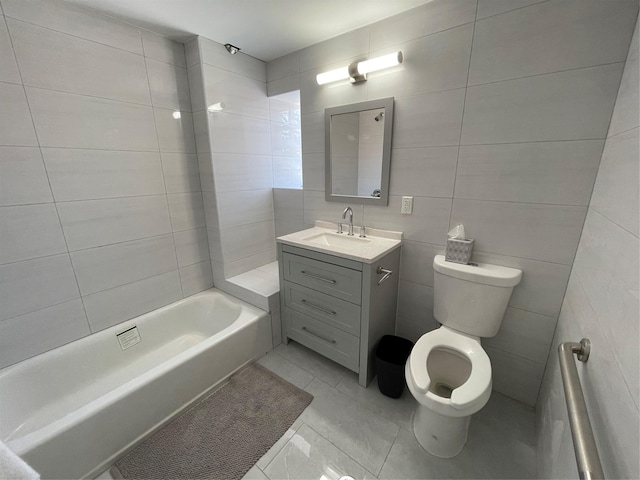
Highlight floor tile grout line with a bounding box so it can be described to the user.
[302,422,381,479]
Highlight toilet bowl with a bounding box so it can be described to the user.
[405,255,522,458]
[405,326,492,457]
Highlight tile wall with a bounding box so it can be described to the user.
[536,14,639,479]
[270,91,302,190]
[266,0,639,406]
[0,0,212,369]
[186,37,276,281]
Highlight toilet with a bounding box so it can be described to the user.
[405,255,522,458]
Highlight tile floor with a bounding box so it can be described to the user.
[244,340,537,480]
[98,339,537,480]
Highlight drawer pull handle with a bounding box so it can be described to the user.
[376,266,393,285]
[300,270,336,284]
[301,299,337,316]
[302,326,337,344]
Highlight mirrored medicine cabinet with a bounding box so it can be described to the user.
[325,97,394,206]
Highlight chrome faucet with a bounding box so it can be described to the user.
[342,206,354,236]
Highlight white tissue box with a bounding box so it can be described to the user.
[445,238,474,264]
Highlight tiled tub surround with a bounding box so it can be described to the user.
[536,13,640,480]
[186,36,277,285]
[267,0,639,406]
[0,0,213,369]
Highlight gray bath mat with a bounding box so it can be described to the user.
[112,363,313,479]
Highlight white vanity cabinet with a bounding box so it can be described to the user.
[277,242,401,387]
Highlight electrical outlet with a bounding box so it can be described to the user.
[401,196,413,215]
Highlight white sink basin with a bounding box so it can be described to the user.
[277,221,402,264]
[301,232,371,250]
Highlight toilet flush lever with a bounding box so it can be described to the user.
[376,266,393,285]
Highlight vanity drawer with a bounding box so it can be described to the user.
[282,252,362,304]
[284,307,360,372]
[284,281,361,337]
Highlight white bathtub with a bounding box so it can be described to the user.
[0,288,272,479]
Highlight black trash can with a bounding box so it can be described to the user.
[375,335,414,398]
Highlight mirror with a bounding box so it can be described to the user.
[325,97,394,205]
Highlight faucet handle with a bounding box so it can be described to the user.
[359,225,366,238]
[337,222,343,234]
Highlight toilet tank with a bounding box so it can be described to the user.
[433,255,522,338]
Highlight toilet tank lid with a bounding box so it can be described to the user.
[433,255,522,287]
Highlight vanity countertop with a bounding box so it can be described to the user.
[277,221,402,264]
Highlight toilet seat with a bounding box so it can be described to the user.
[406,327,492,417]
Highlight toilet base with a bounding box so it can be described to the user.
[413,404,471,458]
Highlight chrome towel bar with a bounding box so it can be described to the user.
[558,338,604,480]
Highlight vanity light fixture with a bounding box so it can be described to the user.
[316,51,403,85]
[224,43,241,55]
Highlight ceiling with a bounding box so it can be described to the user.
[67,0,431,62]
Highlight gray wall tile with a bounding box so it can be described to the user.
[590,128,639,237]
[57,195,172,251]
[266,51,299,83]
[0,203,67,264]
[455,140,604,205]
[0,146,53,206]
[141,30,186,67]
[369,0,476,51]
[365,195,452,245]
[301,152,324,191]
[199,37,265,82]
[43,149,165,201]
[469,0,638,85]
[70,234,178,296]
[220,220,276,263]
[179,261,214,297]
[608,17,639,136]
[187,64,205,111]
[0,254,79,321]
[8,18,151,104]
[161,152,201,194]
[399,241,444,287]
[483,307,556,364]
[0,82,38,146]
[173,227,210,267]
[486,347,544,406]
[368,24,473,100]
[451,199,587,264]
[202,64,269,119]
[83,270,182,332]
[572,210,639,405]
[212,153,273,192]
[475,0,545,20]
[393,88,466,147]
[461,64,624,144]
[1,0,143,55]
[217,189,274,227]
[472,251,572,318]
[26,87,158,150]
[184,37,200,68]
[0,16,20,84]
[389,146,458,198]
[208,113,271,155]
[146,58,191,111]
[273,188,304,222]
[154,107,197,153]
[0,299,88,369]
[167,192,205,231]
[299,27,369,73]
